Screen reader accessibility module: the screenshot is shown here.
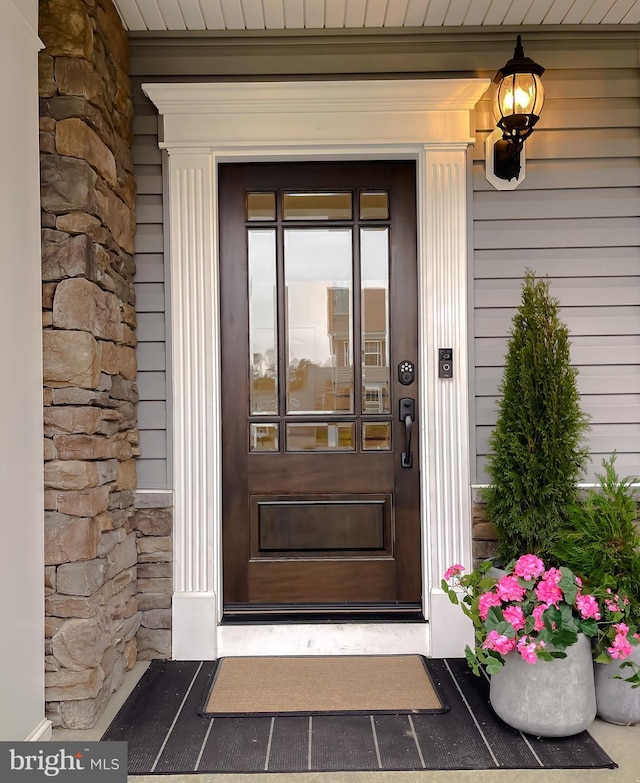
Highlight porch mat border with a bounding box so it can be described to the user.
[198,654,448,718]
[102,658,617,775]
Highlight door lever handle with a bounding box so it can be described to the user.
[399,397,415,469]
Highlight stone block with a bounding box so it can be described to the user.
[42,312,54,328]
[45,566,57,596]
[133,509,172,537]
[43,329,101,389]
[96,1,130,72]
[44,490,59,510]
[46,451,106,486]
[473,521,499,541]
[52,387,111,406]
[117,459,137,491]
[56,118,117,187]
[56,559,108,597]
[53,278,123,342]
[53,434,116,460]
[122,612,142,643]
[124,638,137,670]
[40,131,56,154]
[138,563,171,579]
[42,234,91,282]
[40,155,97,215]
[44,406,102,436]
[137,536,172,556]
[45,512,100,566]
[136,628,171,660]
[38,52,56,97]
[57,212,108,245]
[46,593,96,619]
[121,303,136,328]
[142,609,171,630]
[108,491,135,512]
[45,665,105,703]
[39,0,93,59]
[57,486,110,517]
[99,528,127,556]
[99,340,120,375]
[51,618,109,670]
[45,616,66,639]
[116,345,137,380]
[137,578,172,594]
[105,533,138,580]
[97,459,119,485]
[137,593,171,611]
[42,282,56,309]
[95,179,136,254]
[44,388,54,406]
[55,57,103,102]
[110,376,138,403]
[44,438,57,461]
[138,550,171,563]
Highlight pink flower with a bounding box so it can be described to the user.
[513,554,545,581]
[443,564,464,580]
[478,591,502,620]
[502,605,526,631]
[605,597,621,613]
[496,575,526,603]
[542,567,563,585]
[482,630,517,655]
[517,636,545,664]
[608,623,633,660]
[532,603,547,631]
[576,593,601,620]
[535,577,563,607]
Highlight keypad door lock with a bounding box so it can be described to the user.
[398,360,415,386]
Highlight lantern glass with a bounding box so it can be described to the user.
[494,73,544,123]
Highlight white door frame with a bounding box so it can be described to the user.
[143,78,488,660]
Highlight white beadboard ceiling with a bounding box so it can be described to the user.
[113,0,640,31]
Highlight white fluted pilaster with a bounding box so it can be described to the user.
[167,151,219,659]
[419,145,474,656]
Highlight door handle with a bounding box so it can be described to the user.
[399,397,415,469]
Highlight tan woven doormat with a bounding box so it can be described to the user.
[199,655,447,717]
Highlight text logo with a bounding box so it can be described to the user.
[1,743,126,783]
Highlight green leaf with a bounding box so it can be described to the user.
[485,657,504,676]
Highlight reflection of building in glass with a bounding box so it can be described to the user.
[328,286,389,414]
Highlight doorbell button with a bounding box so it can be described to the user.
[438,348,453,379]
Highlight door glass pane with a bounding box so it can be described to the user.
[361,228,390,414]
[283,192,352,220]
[285,229,353,414]
[247,192,276,221]
[248,230,278,414]
[362,421,392,450]
[360,190,389,220]
[286,422,355,451]
[249,423,279,452]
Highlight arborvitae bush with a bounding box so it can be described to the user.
[483,270,590,563]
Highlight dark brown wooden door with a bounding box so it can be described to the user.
[219,161,421,619]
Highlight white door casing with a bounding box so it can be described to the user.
[143,78,489,660]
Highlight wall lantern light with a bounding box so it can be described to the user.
[486,36,545,189]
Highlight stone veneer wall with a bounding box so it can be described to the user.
[39,0,141,729]
[132,493,173,660]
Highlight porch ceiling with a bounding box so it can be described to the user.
[113,0,640,32]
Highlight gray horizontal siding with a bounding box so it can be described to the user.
[473,58,640,485]
[133,77,168,489]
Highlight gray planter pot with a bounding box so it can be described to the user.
[489,633,596,737]
[595,646,640,726]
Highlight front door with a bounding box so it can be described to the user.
[219,161,421,620]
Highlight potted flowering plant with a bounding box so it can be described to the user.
[442,554,600,736]
[442,554,600,676]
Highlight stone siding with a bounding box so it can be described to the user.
[39,0,140,729]
[132,494,173,660]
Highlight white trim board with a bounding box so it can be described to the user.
[143,78,488,659]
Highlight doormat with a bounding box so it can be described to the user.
[101,658,617,775]
[200,655,445,716]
